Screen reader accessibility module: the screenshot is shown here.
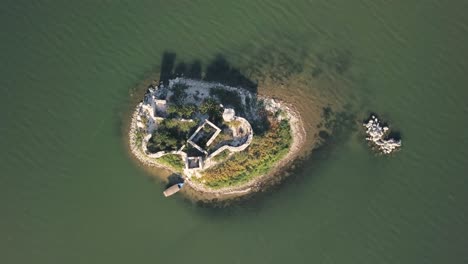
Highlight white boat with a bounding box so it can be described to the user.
[163,182,184,197]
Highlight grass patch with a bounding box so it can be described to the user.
[200,119,292,188]
[156,154,184,172]
[212,149,230,162]
[206,129,234,153]
[227,120,241,128]
[134,129,145,149]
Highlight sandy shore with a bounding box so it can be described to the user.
[128,85,306,200]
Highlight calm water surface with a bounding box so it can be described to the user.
[1,1,468,263]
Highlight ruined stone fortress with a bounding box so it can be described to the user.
[134,78,253,178]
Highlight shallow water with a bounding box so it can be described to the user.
[1,1,468,263]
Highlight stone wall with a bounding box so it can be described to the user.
[203,117,253,169]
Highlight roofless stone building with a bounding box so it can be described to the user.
[133,78,253,178]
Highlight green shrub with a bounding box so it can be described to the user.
[200,98,222,124]
[209,87,243,114]
[167,104,196,119]
[147,119,197,153]
[147,130,180,152]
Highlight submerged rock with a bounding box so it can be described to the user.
[363,115,401,154]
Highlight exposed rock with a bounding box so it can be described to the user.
[222,108,235,122]
[363,115,401,154]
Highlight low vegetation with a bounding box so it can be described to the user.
[134,129,145,149]
[212,149,230,162]
[228,120,242,128]
[156,154,184,172]
[206,129,234,153]
[199,119,292,188]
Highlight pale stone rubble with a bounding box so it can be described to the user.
[222,108,235,122]
[363,115,401,154]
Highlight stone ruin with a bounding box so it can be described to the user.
[134,78,254,178]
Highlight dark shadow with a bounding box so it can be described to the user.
[204,55,258,94]
[387,131,402,141]
[161,57,202,80]
[187,60,202,80]
[318,130,330,140]
[166,173,184,188]
[160,52,177,85]
[174,62,188,77]
[159,52,257,92]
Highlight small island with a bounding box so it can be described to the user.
[363,115,401,154]
[129,77,305,197]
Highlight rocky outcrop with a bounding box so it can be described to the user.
[363,115,401,154]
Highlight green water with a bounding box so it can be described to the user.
[1,1,468,263]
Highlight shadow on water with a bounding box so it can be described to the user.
[159,52,176,86]
[204,55,257,94]
[387,131,402,141]
[159,51,258,94]
[174,60,203,80]
[166,173,185,188]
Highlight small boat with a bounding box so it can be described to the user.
[163,182,184,197]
